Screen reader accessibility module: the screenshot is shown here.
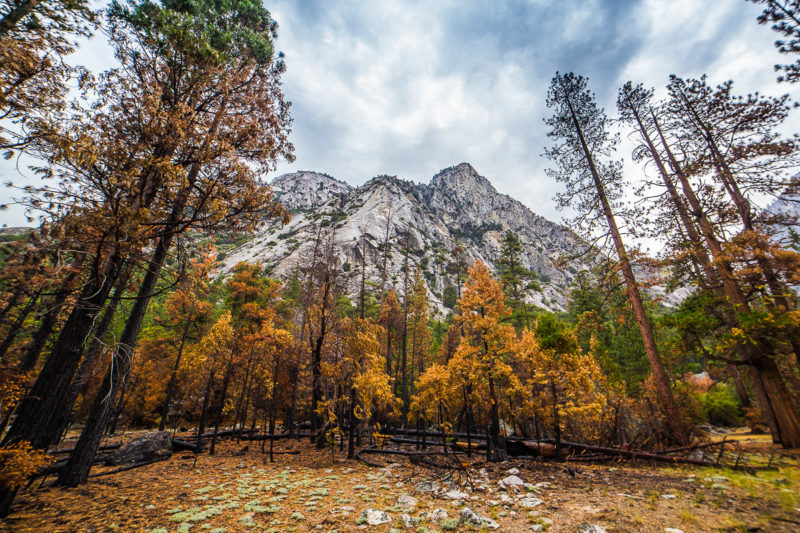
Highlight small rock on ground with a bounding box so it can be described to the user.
[397,494,417,510]
[360,509,391,526]
[460,507,500,529]
[578,524,607,533]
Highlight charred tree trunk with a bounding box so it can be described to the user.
[18,271,79,371]
[2,248,125,452]
[57,230,174,486]
[0,290,41,362]
[487,377,507,462]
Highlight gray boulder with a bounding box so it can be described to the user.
[106,431,173,466]
[459,507,500,529]
[360,509,391,526]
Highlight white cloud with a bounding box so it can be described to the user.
[2,0,798,231]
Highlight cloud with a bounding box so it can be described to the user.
[2,0,798,229]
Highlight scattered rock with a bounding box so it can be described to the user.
[499,475,525,489]
[578,524,606,533]
[664,529,684,533]
[360,509,391,526]
[688,449,714,462]
[443,489,470,500]
[397,494,417,510]
[662,494,677,499]
[430,509,449,523]
[106,431,173,466]
[507,467,520,475]
[499,419,515,436]
[459,507,500,529]
[399,513,421,528]
[518,495,544,508]
[414,481,438,493]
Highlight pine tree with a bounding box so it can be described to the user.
[497,231,539,329]
[748,0,800,83]
[544,72,687,444]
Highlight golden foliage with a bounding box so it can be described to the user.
[0,441,50,488]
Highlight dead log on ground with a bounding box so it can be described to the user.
[88,459,160,478]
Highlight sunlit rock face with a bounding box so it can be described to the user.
[224,163,591,315]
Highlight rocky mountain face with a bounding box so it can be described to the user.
[269,171,352,211]
[224,163,590,316]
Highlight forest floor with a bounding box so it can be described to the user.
[1,431,799,533]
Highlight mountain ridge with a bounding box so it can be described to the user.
[226,163,590,315]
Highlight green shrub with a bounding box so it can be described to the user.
[700,383,742,426]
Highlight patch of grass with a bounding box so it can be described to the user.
[679,509,699,525]
[440,518,459,530]
[169,507,203,522]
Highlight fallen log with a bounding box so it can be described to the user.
[88,459,160,478]
[387,437,455,448]
[196,428,257,439]
[172,439,202,453]
[34,453,114,478]
[657,440,726,455]
[356,450,383,467]
[384,427,488,441]
[239,433,306,442]
[48,443,121,455]
[359,447,465,457]
[524,439,768,470]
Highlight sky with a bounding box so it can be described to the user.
[2,0,798,230]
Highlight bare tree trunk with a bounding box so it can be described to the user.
[550,379,562,460]
[197,368,216,449]
[487,377,506,461]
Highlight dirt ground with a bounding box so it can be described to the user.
[2,434,800,533]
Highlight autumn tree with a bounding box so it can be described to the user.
[448,261,519,461]
[646,75,800,446]
[545,72,686,443]
[0,0,95,154]
[299,226,342,446]
[156,249,216,431]
[407,267,431,386]
[23,0,292,489]
[515,315,608,456]
[321,318,396,459]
